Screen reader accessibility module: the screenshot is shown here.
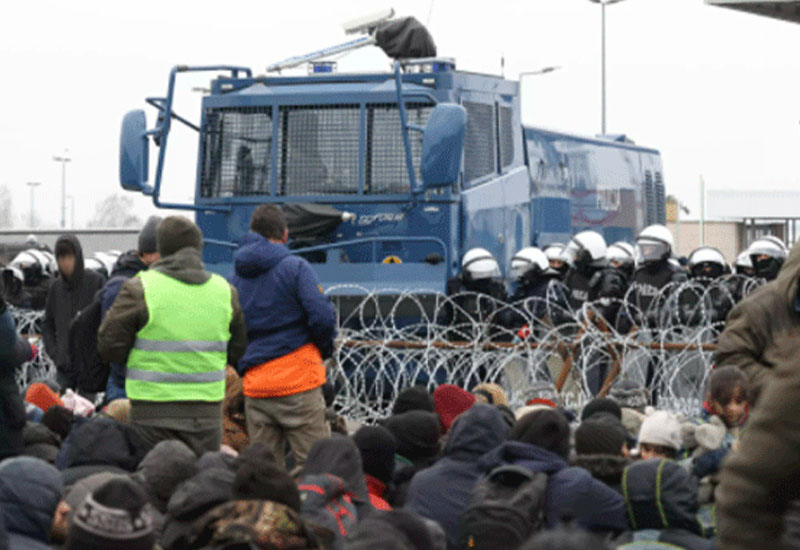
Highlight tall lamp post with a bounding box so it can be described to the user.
[53,151,71,229]
[26,182,40,228]
[588,0,629,135]
[519,66,562,122]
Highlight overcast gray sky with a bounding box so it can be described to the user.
[2,0,799,228]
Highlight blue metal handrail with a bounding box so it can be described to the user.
[293,235,448,267]
[205,235,448,266]
[148,65,252,213]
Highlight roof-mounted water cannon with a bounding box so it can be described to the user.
[267,8,395,73]
[342,8,396,35]
[266,7,438,73]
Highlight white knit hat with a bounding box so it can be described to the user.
[637,409,682,451]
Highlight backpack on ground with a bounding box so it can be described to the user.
[297,473,358,550]
[459,464,548,550]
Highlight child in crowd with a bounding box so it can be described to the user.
[682,366,749,504]
[636,409,683,460]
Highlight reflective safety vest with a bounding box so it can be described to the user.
[126,270,232,402]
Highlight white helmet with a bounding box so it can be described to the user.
[544,243,566,262]
[762,235,788,254]
[636,224,674,264]
[462,248,501,280]
[94,251,121,276]
[689,246,726,279]
[735,251,753,270]
[607,242,636,266]
[511,247,549,279]
[562,231,607,268]
[747,238,787,262]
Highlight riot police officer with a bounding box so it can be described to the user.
[544,243,569,279]
[679,246,734,326]
[508,247,563,325]
[441,248,508,338]
[747,236,787,281]
[561,231,628,318]
[623,224,687,330]
[607,241,637,282]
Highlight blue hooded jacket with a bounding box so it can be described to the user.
[405,404,510,547]
[0,457,63,550]
[477,440,628,533]
[231,233,336,374]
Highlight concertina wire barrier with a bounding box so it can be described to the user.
[12,274,765,423]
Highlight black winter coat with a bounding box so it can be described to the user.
[0,305,34,460]
[42,235,104,376]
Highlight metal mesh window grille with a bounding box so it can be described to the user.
[654,171,666,224]
[365,103,432,194]
[463,101,496,184]
[498,106,515,168]
[644,170,657,226]
[200,107,272,198]
[278,105,360,196]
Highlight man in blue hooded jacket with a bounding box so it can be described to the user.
[231,204,336,469]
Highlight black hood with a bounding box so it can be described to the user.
[161,467,235,550]
[444,404,509,461]
[303,435,370,503]
[622,459,703,535]
[61,417,145,472]
[110,250,147,279]
[54,234,85,287]
[0,456,63,543]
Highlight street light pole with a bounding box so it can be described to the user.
[589,0,628,135]
[53,151,71,229]
[26,182,40,228]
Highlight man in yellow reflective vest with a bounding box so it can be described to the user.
[98,216,247,455]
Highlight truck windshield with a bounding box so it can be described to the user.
[199,102,432,198]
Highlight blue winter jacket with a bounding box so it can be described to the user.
[405,404,510,547]
[231,233,336,375]
[478,440,628,533]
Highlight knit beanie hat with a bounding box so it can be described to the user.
[66,477,155,550]
[42,405,75,440]
[581,397,622,422]
[353,425,398,484]
[433,384,476,432]
[637,409,682,451]
[575,417,628,456]
[157,216,203,257]
[134,440,198,513]
[383,411,441,462]
[137,216,162,255]
[65,472,128,513]
[393,386,436,415]
[232,462,301,512]
[511,408,571,459]
[472,383,508,407]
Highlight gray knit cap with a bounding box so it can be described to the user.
[137,216,162,254]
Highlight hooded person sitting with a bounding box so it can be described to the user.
[572,414,631,493]
[0,456,64,550]
[353,426,397,511]
[405,404,510,547]
[619,459,712,550]
[477,408,628,534]
[381,411,442,507]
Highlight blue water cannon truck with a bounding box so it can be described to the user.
[119,10,665,313]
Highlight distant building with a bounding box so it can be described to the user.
[667,189,800,261]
